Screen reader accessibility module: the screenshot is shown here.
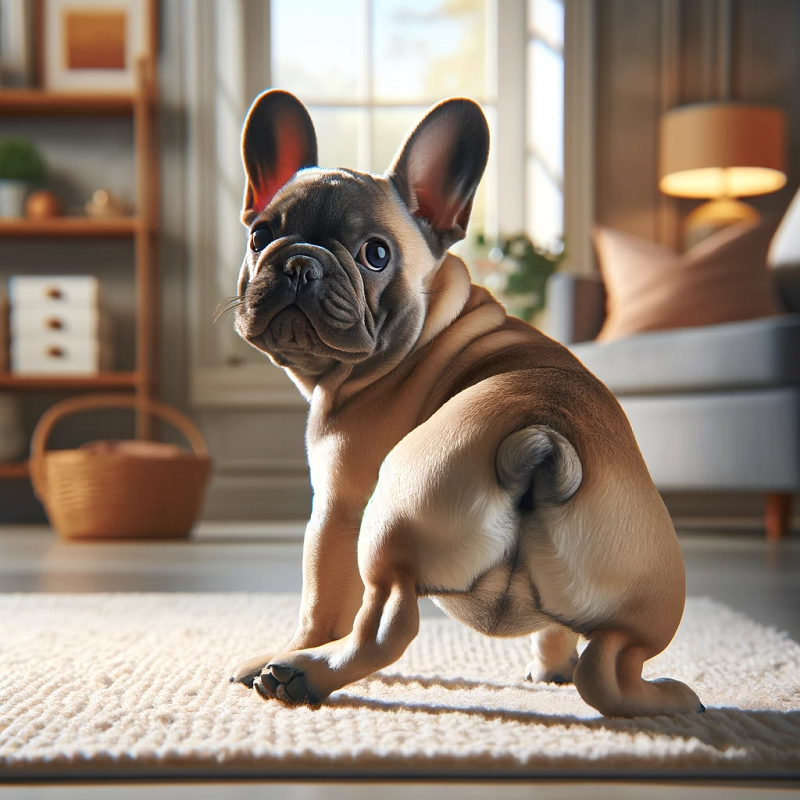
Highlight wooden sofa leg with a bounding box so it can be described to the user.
[765,493,793,541]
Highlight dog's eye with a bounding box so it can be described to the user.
[357,240,390,271]
[249,226,273,253]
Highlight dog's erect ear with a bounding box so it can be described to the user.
[241,90,318,224]
[386,98,489,254]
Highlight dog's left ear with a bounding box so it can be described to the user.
[387,98,489,254]
[241,89,318,225]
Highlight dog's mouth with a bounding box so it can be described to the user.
[253,304,319,353]
[242,302,371,373]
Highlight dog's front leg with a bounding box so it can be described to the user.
[231,512,365,687]
[255,569,419,706]
[291,514,366,646]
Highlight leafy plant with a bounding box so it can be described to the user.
[476,232,566,321]
[0,137,45,182]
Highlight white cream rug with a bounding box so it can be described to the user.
[0,594,798,780]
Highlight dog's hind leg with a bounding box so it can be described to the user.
[573,628,704,717]
[525,627,579,684]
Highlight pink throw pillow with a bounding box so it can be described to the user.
[593,221,782,342]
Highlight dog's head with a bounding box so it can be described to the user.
[234,90,489,391]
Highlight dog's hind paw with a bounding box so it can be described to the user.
[524,654,578,685]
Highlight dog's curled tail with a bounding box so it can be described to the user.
[496,425,582,510]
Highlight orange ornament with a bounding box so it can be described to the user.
[25,190,61,220]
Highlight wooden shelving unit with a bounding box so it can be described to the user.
[0,372,140,391]
[0,90,140,118]
[0,55,159,483]
[0,461,29,480]
[0,217,141,238]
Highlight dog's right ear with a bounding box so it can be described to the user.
[241,90,318,226]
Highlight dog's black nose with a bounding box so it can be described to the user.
[284,255,322,288]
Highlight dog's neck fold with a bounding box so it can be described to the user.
[296,254,473,412]
[415,253,473,351]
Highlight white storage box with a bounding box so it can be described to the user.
[11,305,104,337]
[8,274,113,375]
[11,337,110,375]
[9,276,99,307]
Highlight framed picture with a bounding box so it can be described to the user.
[40,0,154,92]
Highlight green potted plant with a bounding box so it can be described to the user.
[475,232,566,322]
[0,137,45,217]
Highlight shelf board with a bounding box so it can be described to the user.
[0,90,140,117]
[0,372,140,391]
[0,461,29,480]
[0,217,141,239]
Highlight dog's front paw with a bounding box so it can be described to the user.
[524,653,578,685]
[230,653,275,688]
[254,660,326,708]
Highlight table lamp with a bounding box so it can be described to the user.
[659,103,786,249]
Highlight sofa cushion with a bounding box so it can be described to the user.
[571,313,800,395]
[593,221,782,342]
[619,388,800,491]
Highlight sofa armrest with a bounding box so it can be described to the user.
[545,272,606,344]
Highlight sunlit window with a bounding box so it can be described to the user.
[527,0,564,250]
[271,0,563,251]
[194,0,571,393]
[272,0,497,244]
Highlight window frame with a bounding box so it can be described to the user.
[186,0,595,409]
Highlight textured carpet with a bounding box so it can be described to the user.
[1,594,799,780]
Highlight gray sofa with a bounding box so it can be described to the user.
[546,245,800,539]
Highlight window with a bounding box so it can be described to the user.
[188,0,585,407]
[270,0,497,244]
[527,0,565,251]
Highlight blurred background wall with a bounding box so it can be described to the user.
[595,0,800,248]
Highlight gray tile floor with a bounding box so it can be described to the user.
[1,523,798,799]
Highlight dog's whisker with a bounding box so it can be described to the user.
[214,295,244,314]
[213,300,245,323]
[213,307,244,323]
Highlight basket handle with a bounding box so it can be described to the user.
[30,393,209,498]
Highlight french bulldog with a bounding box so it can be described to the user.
[231,90,703,717]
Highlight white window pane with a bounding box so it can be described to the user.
[477,104,498,240]
[272,0,366,101]
[370,106,428,173]
[372,0,487,103]
[528,0,564,48]
[527,38,563,178]
[371,105,496,249]
[308,107,364,170]
[526,157,563,250]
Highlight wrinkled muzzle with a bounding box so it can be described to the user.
[235,241,377,366]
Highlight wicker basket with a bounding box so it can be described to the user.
[30,393,211,540]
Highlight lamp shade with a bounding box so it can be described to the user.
[659,103,786,199]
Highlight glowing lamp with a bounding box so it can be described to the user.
[659,103,786,245]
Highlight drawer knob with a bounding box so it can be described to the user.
[45,287,63,299]
[45,346,64,359]
[46,317,64,330]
